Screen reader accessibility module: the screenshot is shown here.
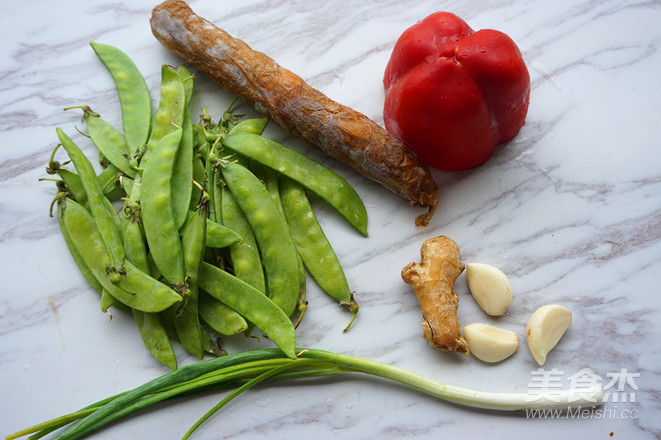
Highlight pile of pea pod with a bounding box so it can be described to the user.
[46,42,366,369]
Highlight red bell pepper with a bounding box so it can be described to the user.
[383,12,530,171]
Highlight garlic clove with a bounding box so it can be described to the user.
[462,323,519,363]
[526,304,572,366]
[465,263,513,316]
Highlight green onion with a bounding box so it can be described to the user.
[6,348,604,440]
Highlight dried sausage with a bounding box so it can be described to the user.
[150,0,439,225]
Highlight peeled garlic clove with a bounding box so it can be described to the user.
[462,323,519,363]
[526,304,572,366]
[465,263,513,316]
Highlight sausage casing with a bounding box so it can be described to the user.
[150,0,439,225]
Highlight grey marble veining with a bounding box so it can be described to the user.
[1,0,660,439]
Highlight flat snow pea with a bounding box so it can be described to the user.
[171,65,195,230]
[219,185,265,294]
[90,41,151,154]
[86,115,136,178]
[97,164,123,198]
[56,169,88,205]
[57,128,124,270]
[133,311,177,370]
[189,156,206,211]
[198,291,248,336]
[58,197,128,317]
[181,210,243,248]
[144,65,185,159]
[279,176,358,328]
[205,218,242,248]
[120,177,178,369]
[250,161,282,215]
[177,64,194,105]
[199,262,296,359]
[227,117,268,136]
[56,198,103,295]
[141,128,186,286]
[222,133,367,235]
[172,106,194,230]
[175,201,207,360]
[211,167,224,227]
[251,162,307,323]
[121,180,149,273]
[221,161,299,317]
[61,198,181,312]
[204,159,218,221]
[100,289,116,312]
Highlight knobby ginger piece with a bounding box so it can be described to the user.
[401,236,468,354]
[150,0,439,226]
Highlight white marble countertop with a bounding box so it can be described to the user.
[2,0,660,439]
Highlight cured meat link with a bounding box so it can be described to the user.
[150,0,439,226]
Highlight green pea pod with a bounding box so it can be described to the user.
[97,164,123,202]
[123,182,178,370]
[100,289,116,313]
[222,133,367,236]
[141,128,186,286]
[250,161,283,215]
[211,168,223,226]
[199,262,296,359]
[133,311,177,370]
[251,162,307,323]
[172,107,194,230]
[206,161,261,336]
[198,291,248,335]
[221,162,300,317]
[56,198,103,295]
[57,169,88,205]
[193,123,211,161]
[227,117,268,136]
[121,176,150,278]
[217,187,266,335]
[279,176,358,329]
[61,198,181,312]
[120,175,134,198]
[177,64,194,105]
[175,202,207,360]
[90,42,151,154]
[180,210,243,248]
[112,262,182,313]
[189,156,206,211]
[205,218,242,248]
[56,128,125,269]
[121,213,149,274]
[204,158,217,221]
[170,64,195,229]
[200,121,267,331]
[219,186,265,294]
[86,115,136,178]
[144,65,186,161]
[58,196,127,315]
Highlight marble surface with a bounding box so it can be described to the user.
[2,0,660,438]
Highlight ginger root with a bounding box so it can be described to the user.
[401,236,468,355]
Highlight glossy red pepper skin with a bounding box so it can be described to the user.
[383,12,530,171]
